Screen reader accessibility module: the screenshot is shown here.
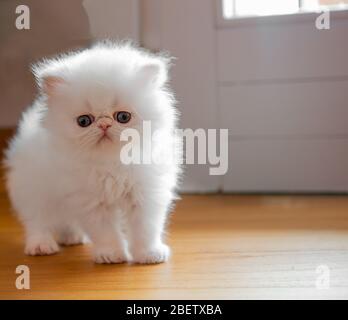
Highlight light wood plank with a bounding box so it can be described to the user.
[1,191,348,299]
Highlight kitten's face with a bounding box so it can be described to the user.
[43,80,144,154]
[36,44,171,157]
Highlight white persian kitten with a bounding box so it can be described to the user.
[4,41,180,264]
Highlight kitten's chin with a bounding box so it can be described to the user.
[96,134,113,145]
[93,135,120,153]
[83,138,121,163]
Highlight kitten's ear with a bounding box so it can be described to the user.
[32,61,66,96]
[41,76,65,96]
[137,60,169,88]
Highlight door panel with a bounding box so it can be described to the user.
[224,139,348,192]
[219,81,348,136]
[217,17,348,82]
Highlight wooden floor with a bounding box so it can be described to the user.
[0,131,348,299]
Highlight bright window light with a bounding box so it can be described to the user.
[235,0,298,17]
[222,0,348,19]
[302,0,348,11]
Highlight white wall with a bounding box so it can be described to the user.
[142,1,348,193]
[141,0,221,192]
[83,0,139,40]
[217,10,348,192]
[0,0,139,128]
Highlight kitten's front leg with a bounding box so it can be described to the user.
[81,210,127,264]
[127,203,170,264]
[24,220,60,256]
[56,225,86,246]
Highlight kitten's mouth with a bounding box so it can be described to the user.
[97,133,112,144]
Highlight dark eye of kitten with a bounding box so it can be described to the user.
[77,115,94,127]
[114,111,131,124]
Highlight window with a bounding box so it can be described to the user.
[222,0,348,19]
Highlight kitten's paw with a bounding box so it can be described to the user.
[93,248,127,264]
[132,244,170,264]
[57,232,86,246]
[25,238,60,256]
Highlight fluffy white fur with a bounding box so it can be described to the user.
[4,41,180,264]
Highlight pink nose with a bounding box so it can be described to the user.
[98,123,111,131]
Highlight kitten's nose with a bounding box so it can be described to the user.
[98,123,111,131]
[97,118,112,131]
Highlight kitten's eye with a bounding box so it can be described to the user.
[77,115,94,127]
[114,111,131,124]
